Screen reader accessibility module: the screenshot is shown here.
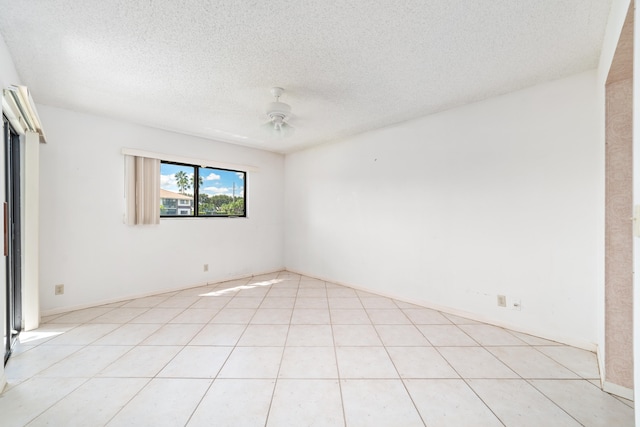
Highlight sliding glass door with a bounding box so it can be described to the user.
[3,115,21,364]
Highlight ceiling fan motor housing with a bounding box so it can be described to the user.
[266,101,291,117]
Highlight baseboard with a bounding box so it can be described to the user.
[40,268,284,317]
[40,265,598,353]
[603,381,634,401]
[285,268,597,352]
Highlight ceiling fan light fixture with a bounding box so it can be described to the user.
[271,115,285,130]
[262,118,293,137]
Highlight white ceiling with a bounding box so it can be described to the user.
[0,1,613,154]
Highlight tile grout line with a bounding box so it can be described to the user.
[438,325,589,427]
[524,378,588,427]
[528,343,599,381]
[262,272,301,427]
[356,290,428,426]
[327,279,349,427]
[109,279,247,426]
[412,313,510,427]
[25,298,175,425]
[152,276,258,426]
[102,377,154,426]
[11,376,94,426]
[98,285,220,426]
[430,345,510,427]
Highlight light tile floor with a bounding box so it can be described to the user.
[1,271,634,426]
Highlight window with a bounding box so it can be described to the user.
[160,161,246,217]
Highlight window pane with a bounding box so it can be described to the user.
[160,163,195,216]
[198,167,245,216]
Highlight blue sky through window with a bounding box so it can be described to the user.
[160,163,245,198]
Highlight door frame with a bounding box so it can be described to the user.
[3,114,21,365]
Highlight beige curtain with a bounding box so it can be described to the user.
[125,155,160,225]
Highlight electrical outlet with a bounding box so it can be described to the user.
[55,284,64,295]
[497,295,506,307]
[203,264,209,272]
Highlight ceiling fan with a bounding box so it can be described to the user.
[263,87,294,138]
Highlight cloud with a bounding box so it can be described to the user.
[202,186,245,197]
[236,172,244,180]
[160,173,176,188]
[161,174,177,190]
[203,186,230,195]
[204,172,221,181]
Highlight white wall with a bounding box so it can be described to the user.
[285,70,601,348]
[0,32,22,391]
[38,106,284,314]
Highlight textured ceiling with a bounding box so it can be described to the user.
[0,0,613,153]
